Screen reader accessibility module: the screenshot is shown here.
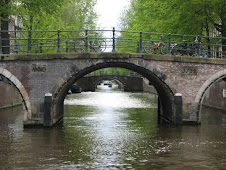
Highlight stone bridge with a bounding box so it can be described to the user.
[76,75,144,92]
[0,52,226,127]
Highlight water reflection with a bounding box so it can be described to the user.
[0,85,225,169]
[63,85,158,169]
[64,91,156,109]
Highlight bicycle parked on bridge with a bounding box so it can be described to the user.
[73,32,106,52]
[167,36,208,57]
[144,36,168,54]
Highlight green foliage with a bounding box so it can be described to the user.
[1,0,98,53]
[59,0,97,30]
[1,0,97,31]
[14,0,97,31]
[92,68,133,75]
[119,0,226,36]
[118,0,226,52]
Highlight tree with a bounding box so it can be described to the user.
[119,0,226,54]
[0,0,98,53]
[59,0,97,30]
[16,0,65,30]
[0,0,12,54]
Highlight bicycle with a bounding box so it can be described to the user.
[170,40,191,56]
[144,36,168,54]
[170,37,207,57]
[190,37,208,57]
[73,32,106,52]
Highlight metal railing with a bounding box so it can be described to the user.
[0,28,225,58]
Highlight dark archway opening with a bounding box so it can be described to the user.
[75,67,140,92]
[200,76,226,125]
[0,75,24,126]
[53,62,175,125]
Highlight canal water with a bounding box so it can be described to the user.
[0,85,225,169]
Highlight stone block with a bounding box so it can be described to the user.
[16,83,29,101]
[216,70,225,78]
[24,99,32,112]
[2,68,12,79]
[10,74,20,86]
[0,67,4,74]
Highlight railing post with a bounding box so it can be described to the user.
[40,42,43,53]
[57,30,61,53]
[28,30,31,53]
[168,33,171,55]
[197,35,200,57]
[15,42,18,54]
[0,31,2,54]
[66,41,68,53]
[85,30,88,53]
[137,41,140,53]
[139,31,143,53]
[112,27,116,52]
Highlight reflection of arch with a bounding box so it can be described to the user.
[52,61,176,124]
[93,76,127,90]
[0,67,31,121]
[195,69,226,121]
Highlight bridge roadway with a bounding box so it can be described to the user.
[0,52,226,127]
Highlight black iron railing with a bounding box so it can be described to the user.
[0,28,225,58]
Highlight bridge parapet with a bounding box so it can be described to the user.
[1,53,226,66]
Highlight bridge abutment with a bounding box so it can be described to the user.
[174,93,183,124]
[43,93,53,127]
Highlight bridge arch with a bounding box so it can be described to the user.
[51,61,177,124]
[195,69,226,121]
[0,67,31,121]
[92,76,127,91]
[99,78,125,90]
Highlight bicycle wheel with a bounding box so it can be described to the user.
[94,39,106,52]
[144,43,157,54]
[74,40,85,52]
[160,44,169,55]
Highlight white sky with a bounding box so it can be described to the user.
[95,0,130,30]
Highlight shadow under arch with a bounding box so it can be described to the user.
[51,61,177,125]
[0,67,31,121]
[195,69,226,122]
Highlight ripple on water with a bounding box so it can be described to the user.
[64,92,156,109]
